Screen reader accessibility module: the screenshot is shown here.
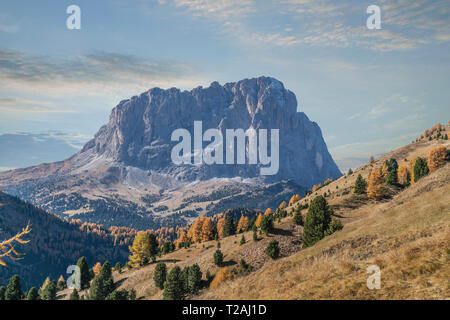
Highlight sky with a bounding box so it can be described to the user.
[0,0,449,172]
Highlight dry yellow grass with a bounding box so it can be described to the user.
[198,164,450,299]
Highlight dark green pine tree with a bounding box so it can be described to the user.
[187,264,202,295]
[303,196,333,248]
[5,274,22,300]
[57,279,66,292]
[260,215,274,235]
[180,266,190,294]
[115,262,123,274]
[347,168,353,175]
[26,287,40,300]
[69,289,80,300]
[0,286,6,300]
[413,157,429,182]
[148,233,159,261]
[88,261,115,300]
[163,266,185,300]
[42,280,57,300]
[213,249,224,266]
[386,158,398,185]
[222,216,236,237]
[354,174,367,194]
[265,240,280,259]
[153,262,167,290]
[240,235,246,245]
[76,256,91,289]
[253,229,258,241]
[293,208,303,225]
[106,289,129,300]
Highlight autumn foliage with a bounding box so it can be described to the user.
[288,194,301,206]
[0,224,31,266]
[397,165,410,186]
[367,167,384,199]
[93,262,102,275]
[128,231,158,268]
[210,267,234,289]
[216,218,226,238]
[187,217,214,243]
[175,231,189,247]
[427,146,447,172]
[264,208,273,216]
[255,213,263,228]
[236,215,249,233]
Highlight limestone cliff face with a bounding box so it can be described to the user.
[0,76,342,229]
[78,76,341,187]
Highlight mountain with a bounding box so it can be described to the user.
[70,126,448,300]
[0,76,341,230]
[0,192,129,290]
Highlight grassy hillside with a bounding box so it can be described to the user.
[198,165,449,299]
[58,125,450,300]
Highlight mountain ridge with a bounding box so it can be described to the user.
[0,76,341,230]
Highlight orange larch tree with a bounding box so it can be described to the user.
[427,146,447,172]
[200,217,214,242]
[236,215,249,233]
[397,165,410,186]
[216,217,226,238]
[288,194,301,206]
[175,230,189,247]
[187,218,204,243]
[264,208,273,216]
[255,213,263,228]
[93,262,101,275]
[367,167,384,199]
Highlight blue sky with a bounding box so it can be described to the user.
[0,0,449,171]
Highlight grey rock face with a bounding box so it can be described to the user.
[77,76,341,188]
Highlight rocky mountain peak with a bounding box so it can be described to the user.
[77,76,341,187]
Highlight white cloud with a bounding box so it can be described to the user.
[173,0,254,19]
[0,49,209,101]
[165,0,450,51]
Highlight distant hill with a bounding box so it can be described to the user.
[0,192,129,290]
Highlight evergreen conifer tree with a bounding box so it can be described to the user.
[154,262,167,290]
[163,266,185,300]
[354,174,367,194]
[76,256,91,289]
[5,274,22,300]
[303,196,333,247]
[26,287,39,300]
